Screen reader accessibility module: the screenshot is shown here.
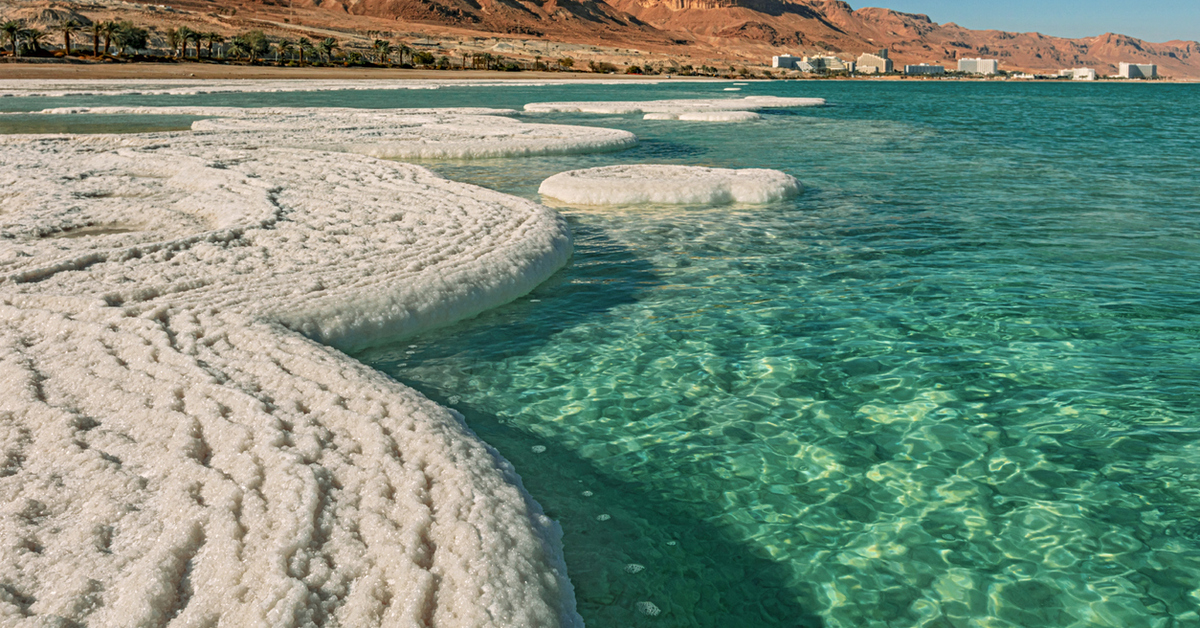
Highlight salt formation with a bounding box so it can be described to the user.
[26,106,639,160]
[538,165,802,205]
[0,78,658,98]
[0,107,597,626]
[524,95,825,115]
[643,111,761,122]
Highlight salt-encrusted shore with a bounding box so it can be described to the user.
[25,106,639,160]
[0,108,607,626]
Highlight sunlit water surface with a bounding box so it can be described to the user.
[12,82,1200,627]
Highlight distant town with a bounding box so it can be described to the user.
[772,50,1160,81]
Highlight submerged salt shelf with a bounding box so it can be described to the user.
[0,78,666,98]
[23,106,639,159]
[538,165,802,205]
[524,95,826,115]
[0,111,592,625]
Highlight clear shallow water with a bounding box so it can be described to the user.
[16,82,1200,627]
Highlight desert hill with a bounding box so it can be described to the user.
[4,0,1198,76]
[284,0,1200,76]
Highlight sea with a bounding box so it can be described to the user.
[6,80,1200,627]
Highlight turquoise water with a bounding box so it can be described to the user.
[14,82,1200,627]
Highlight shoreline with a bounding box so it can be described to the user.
[2,62,1196,83]
[0,62,689,81]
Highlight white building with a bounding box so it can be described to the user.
[1065,68,1096,81]
[959,58,999,75]
[772,55,802,69]
[775,55,852,73]
[857,49,893,74]
[1119,62,1157,79]
[905,64,945,75]
[804,56,850,73]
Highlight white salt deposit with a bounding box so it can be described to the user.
[642,111,761,122]
[0,78,665,98]
[0,107,592,626]
[524,95,825,115]
[538,165,802,206]
[22,106,639,160]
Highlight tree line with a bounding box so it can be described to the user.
[1,15,686,74]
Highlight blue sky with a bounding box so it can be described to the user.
[871,0,1199,42]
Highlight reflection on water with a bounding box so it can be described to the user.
[360,83,1200,627]
[14,80,1199,627]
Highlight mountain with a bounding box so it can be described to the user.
[298,0,1199,75]
[10,0,1198,76]
[601,0,1200,76]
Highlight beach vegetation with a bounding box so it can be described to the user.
[373,39,392,64]
[22,28,47,55]
[297,37,313,65]
[57,19,81,56]
[84,20,102,57]
[318,37,339,64]
[100,21,118,56]
[111,22,147,56]
[275,39,295,65]
[413,51,435,67]
[201,32,224,59]
[166,27,182,58]
[1,20,22,57]
[557,56,574,69]
[178,26,199,60]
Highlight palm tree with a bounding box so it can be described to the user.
[201,32,224,59]
[296,37,311,65]
[177,26,198,59]
[57,19,80,55]
[100,21,118,56]
[396,42,411,66]
[112,22,147,56]
[227,36,248,61]
[85,21,102,57]
[186,28,202,60]
[24,28,47,54]
[1,20,23,57]
[372,39,392,64]
[317,37,338,64]
[276,39,294,64]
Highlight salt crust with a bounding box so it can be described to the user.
[538,164,802,205]
[25,106,639,160]
[0,109,590,626]
[643,111,761,122]
[0,78,665,98]
[524,95,825,115]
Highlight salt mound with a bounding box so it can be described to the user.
[0,127,584,626]
[525,95,825,115]
[26,106,639,160]
[642,111,761,122]
[538,165,801,205]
